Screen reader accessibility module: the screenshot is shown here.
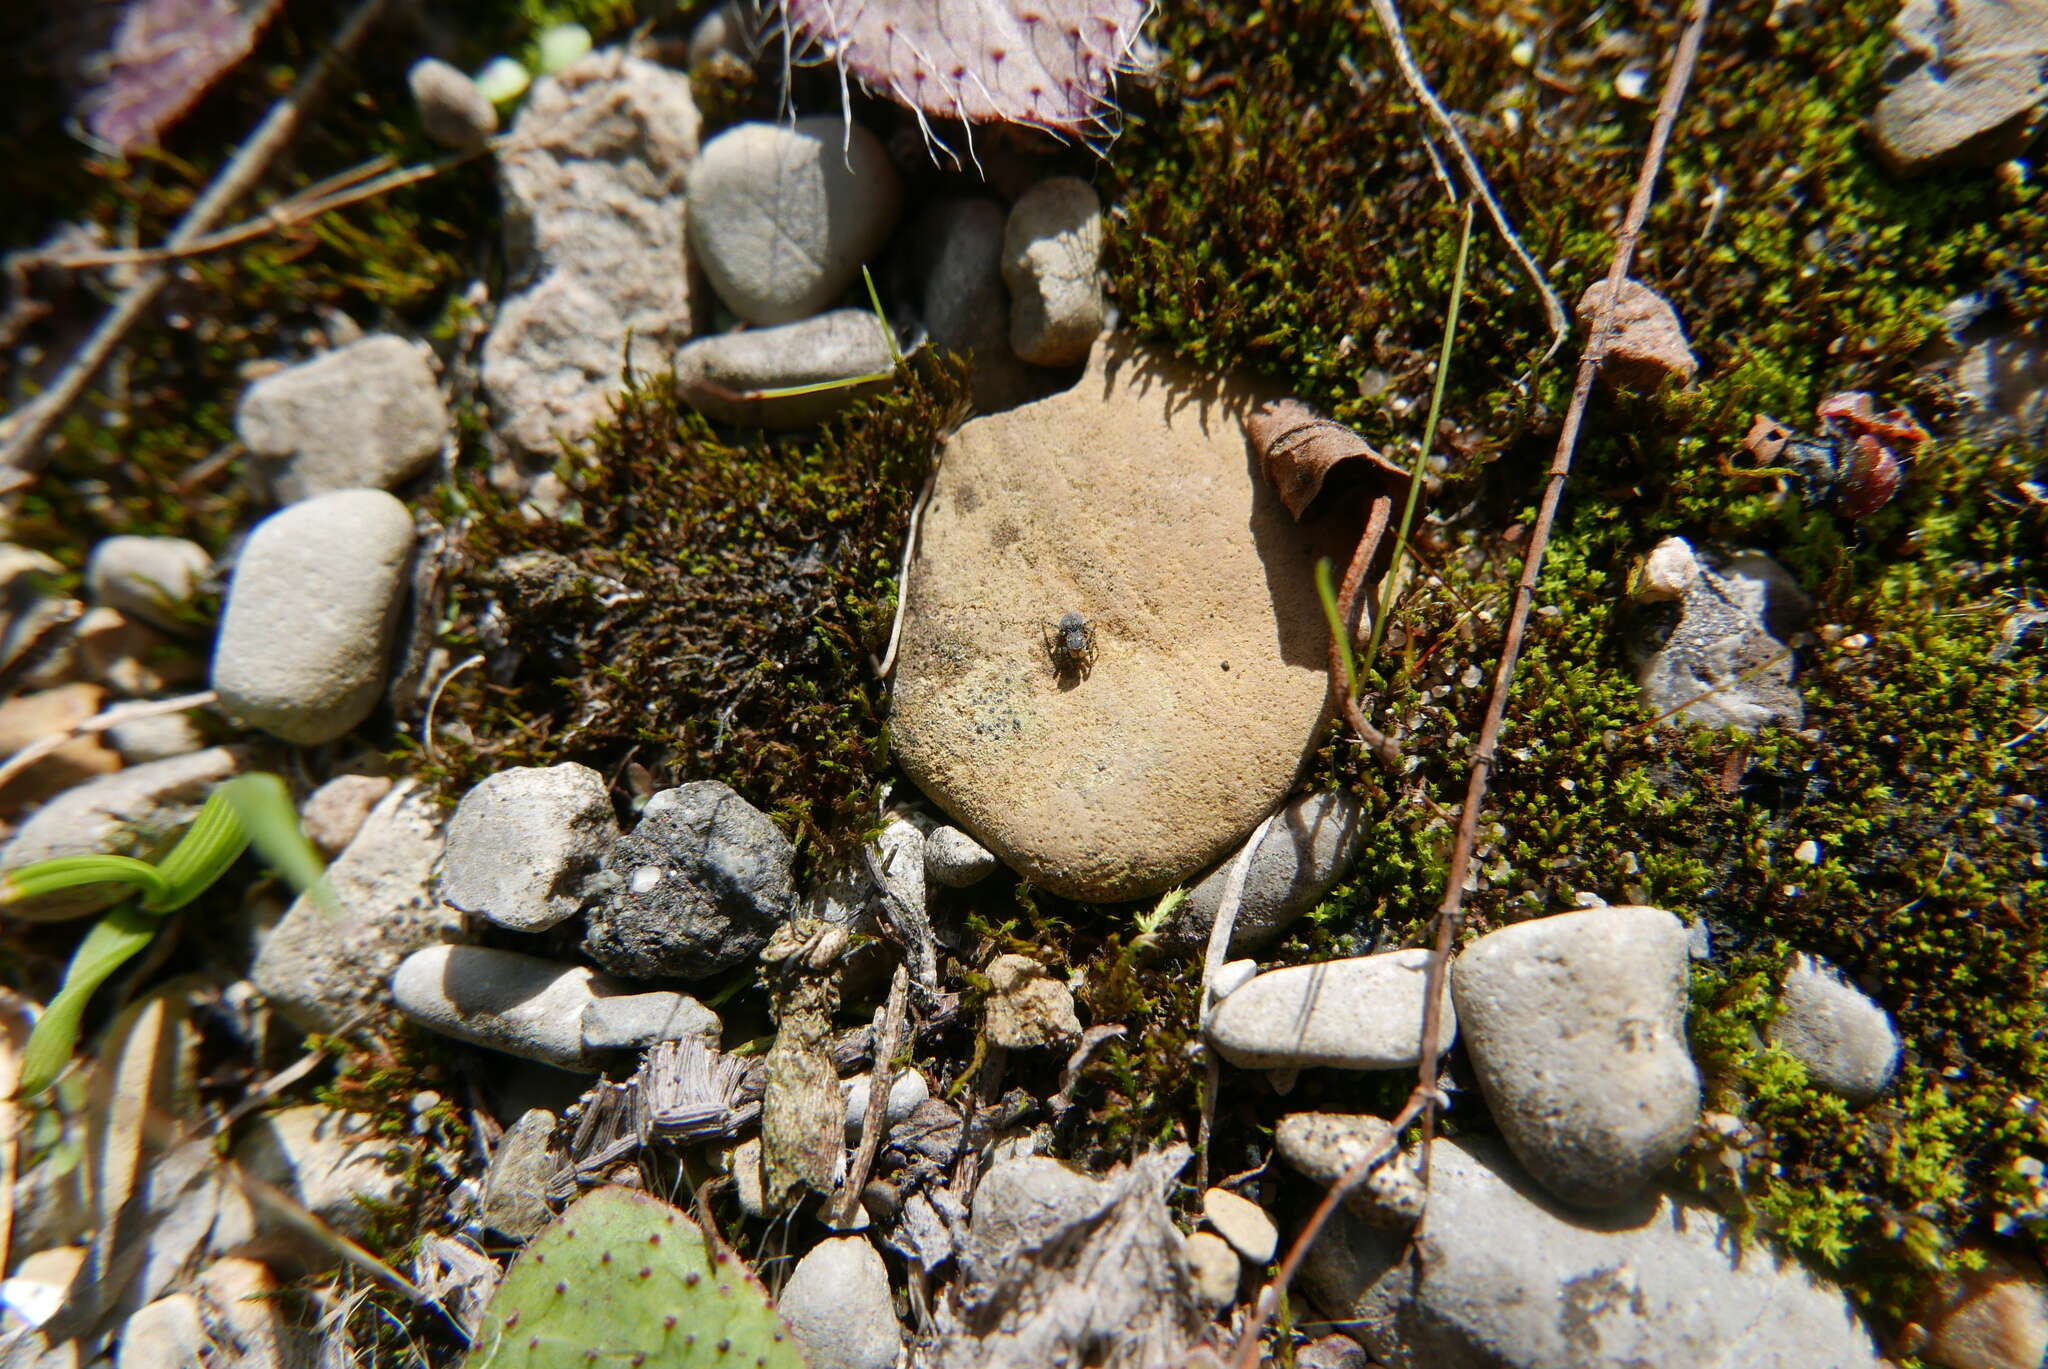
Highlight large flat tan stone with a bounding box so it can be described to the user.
[890,336,1350,901]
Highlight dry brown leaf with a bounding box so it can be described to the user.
[1247,398,1406,523]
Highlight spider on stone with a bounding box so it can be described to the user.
[1043,611,1098,679]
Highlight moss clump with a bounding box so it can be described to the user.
[1104,0,2047,1340]
[422,357,967,858]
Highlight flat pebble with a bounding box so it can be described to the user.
[1913,1248,2048,1369]
[231,1104,408,1240]
[924,824,1000,888]
[1201,1187,1277,1264]
[1204,948,1454,1071]
[687,116,902,325]
[236,336,449,503]
[1304,1135,1883,1369]
[116,1294,205,1369]
[298,773,395,857]
[1167,790,1365,954]
[1182,1231,1240,1312]
[484,53,700,465]
[842,1069,930,1132]
[1451,905,1700,1208]
[674,310,897,428]
[983,953,1081,1049]
[392,944,717,1069]
[778,1236,901,1369]
[1002,177,1106,365]
[440,762,618,932]
[84,535,210,632]
[481,1108,559,1240]
[211,488,415,745]
[104,709,210,765]
[1629,537,1810,732]
[1275,1112,1425,1227]
[251,781,456,1035]
[409,58,498,150]
[1767,953,1900,1103]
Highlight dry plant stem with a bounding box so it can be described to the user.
[1330,494,1400,765]
[1339,14,1566,361]
[1230,7,1712,1366]
[832,963,912,1228]
[1197,809,1278,1189]
[0,0,396,474]
[0,690,217,792]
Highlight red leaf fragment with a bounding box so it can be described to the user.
[82,0,285,155]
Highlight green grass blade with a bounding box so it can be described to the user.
[1364,198,1475,677]
[744,368,899,400]
[18,902,159,1097]
[220,773,334,913]
[864,265,903,367]
[1,855,171,910]
[147,788,249,912]
[1317,557,1359,697]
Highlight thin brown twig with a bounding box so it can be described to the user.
[0,0,397,475]
[831,963,912,1228]
[1328,494,1402,766]
[1230,4,1713,1363]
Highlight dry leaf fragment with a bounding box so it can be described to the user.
[1247,398,1405,524]
[781,0,1152,149]
[82,0,288,154]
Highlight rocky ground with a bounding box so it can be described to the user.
[0,1,2043,1367]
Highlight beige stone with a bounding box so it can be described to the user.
[983,953,1081,1049]
[891,336,1349,901]
[1916,1250,2048,1369]
[1578,278,1698,390]
[0,684,120,813]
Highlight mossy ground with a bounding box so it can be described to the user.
[3,0,2044,1359]
[1105,0,2047,1343]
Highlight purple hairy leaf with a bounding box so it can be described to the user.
[778,0,1152,151]
[82,0,286,154]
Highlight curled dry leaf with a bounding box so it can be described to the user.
[1248,398,1406,523]
[781,0,1153,149]
[1741,391,1925,519]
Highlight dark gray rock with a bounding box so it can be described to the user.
[580,781,797,980]
[1628,537,1809,732]
[1302,1136,1883,1369]
[1451,905,1700,1209]
[1166,790,1365,954]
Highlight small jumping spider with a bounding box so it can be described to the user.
[1043,611,1098,678]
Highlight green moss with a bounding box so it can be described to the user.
[418,357,968,858]
[1104,0,2048,1339]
